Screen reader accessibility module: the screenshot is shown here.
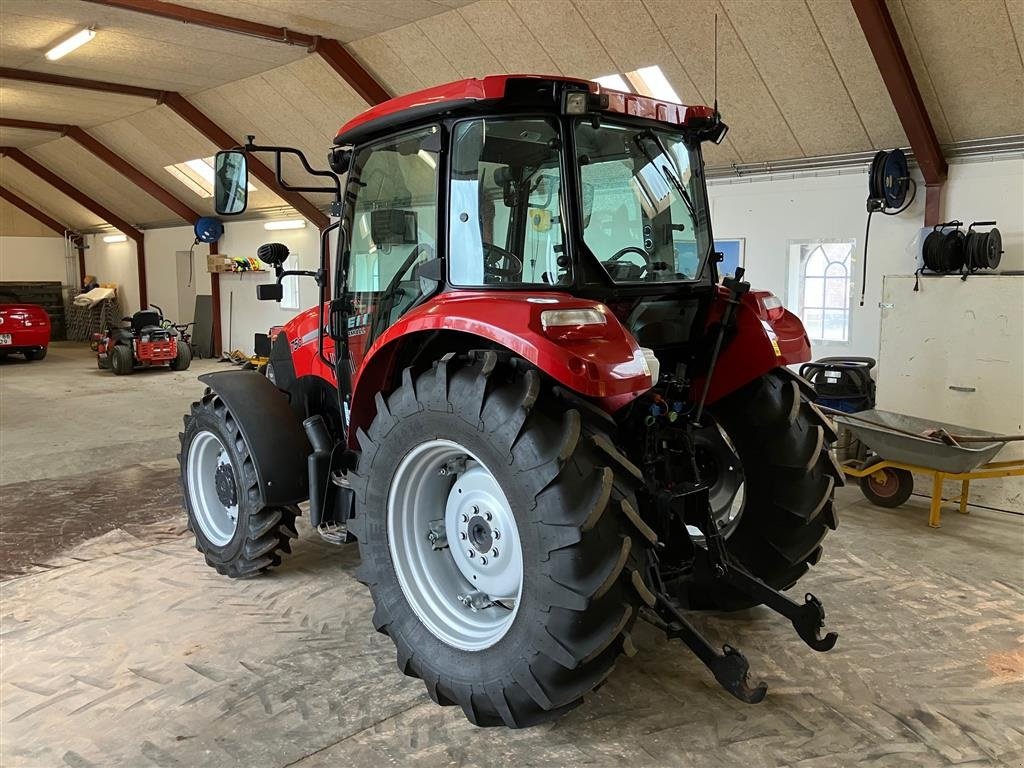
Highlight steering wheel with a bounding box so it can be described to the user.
[608,245,651,264]
[483,242,524,282]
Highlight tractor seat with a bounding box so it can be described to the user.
[131,310,162,334]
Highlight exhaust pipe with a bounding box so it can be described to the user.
[303,414,332,527]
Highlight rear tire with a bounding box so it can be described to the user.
[859,465,913,508]
[23,347,46,361]
[684,370,842,610]
[180,389,298,577]
[170,342,192,371]
[350,354,654,728]
[111,344,134,375]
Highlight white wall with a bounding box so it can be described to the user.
[708,157,1024,362]
[84,234,140,314]
[139,220,324,353]
[0,236,70,283]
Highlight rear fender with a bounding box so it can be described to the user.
[697,289,812,404]
[197,370,312,506]
[346,291,655,445]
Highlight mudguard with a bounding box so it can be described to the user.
[197,371,312,506]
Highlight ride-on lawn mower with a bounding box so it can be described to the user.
[96,304,192,374]
[179,76,841,728]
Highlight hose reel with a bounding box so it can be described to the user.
[861,148,915,305]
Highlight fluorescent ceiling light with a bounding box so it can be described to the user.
[592,74,631,92]
[264,219,305,231]
[163,157,257,198]
[629,65,682,104]
[46,28,97,61]
[102,233,127,243]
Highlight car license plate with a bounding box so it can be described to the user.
[0,334,11,345]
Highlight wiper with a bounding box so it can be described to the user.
[633,132,696,220]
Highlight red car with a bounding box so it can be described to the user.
[0,293,50,361]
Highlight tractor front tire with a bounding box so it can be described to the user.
[179,389,298,577]
[351,354,654,728]
[111,344,134,375]
[170,342,192,371]
[685,370,843,611]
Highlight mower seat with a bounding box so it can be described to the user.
[131,310,162,335]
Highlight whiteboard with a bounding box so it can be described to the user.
[877,274,1023,512]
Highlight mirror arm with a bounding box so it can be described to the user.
[244,140,342,200]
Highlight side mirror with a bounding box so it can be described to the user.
[256,242,290,267]
[214,150,249,215]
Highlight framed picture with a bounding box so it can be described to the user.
[714,238,745,280]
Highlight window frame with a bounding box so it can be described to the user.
[445,113,573,290]
[787,239,855,346]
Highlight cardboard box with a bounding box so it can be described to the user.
[207,254,234,273]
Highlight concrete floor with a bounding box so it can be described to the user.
[1,343,1022,767]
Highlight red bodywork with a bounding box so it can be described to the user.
[94,332,178,367]
[0,303,50,355]
[280,289,809,447]
[336,75,717,142]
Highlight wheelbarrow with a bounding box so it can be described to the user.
[827,409,1024,528]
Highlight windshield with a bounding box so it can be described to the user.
[575,121,710,283]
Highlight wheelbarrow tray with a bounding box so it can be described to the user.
[833,409,1005,474]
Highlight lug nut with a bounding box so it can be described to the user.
[466,549,475,558]
[460,513,468,523]
[480,556,488,565]
[492,530,500,540]
[492,548,499,558]
[472,505,479,514]
[484,511,493,521]
[459,532,467,540]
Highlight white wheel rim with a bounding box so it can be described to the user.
[387,439,523,652]
[187,430,239,546]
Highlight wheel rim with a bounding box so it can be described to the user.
[867,469,899,498]
[387,439,524,652]
[690,422,746,540]
[187,431,239,546]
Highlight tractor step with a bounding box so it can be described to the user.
[317,521,351,545]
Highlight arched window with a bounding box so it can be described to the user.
[799,242,852,343]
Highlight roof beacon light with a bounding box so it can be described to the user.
[46,28,97,61]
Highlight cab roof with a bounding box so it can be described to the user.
[334,74,715,146]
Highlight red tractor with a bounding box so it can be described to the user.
[96,305,192,374]
[180,76,841,727]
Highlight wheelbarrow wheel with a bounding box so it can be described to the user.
[859,465,914,508]
[856,466,913,507]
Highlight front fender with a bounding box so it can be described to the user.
[197,371,312,506]
[347,291,654,442]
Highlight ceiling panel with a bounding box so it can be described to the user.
[508,0,618,78]
[370,23,464,89]
[416,10,504,79]
[1,198,67,237]
[0,157,105,230]
[28,138,177,226]
[0,79,154,127]
[807,0,907,150]
[457,1,559,75]
[0,127,55,150]
[644,0,803,163]
[897,0,1024,141]
[170,0,476,42]
[348,33,431,96]
[721,0,872,157]
[0,0,305,93]
[884,0,954,144]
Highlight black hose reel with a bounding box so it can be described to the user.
[921,220,1001,276]
[861,149,915,305]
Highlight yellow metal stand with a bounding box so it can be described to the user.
[842,459,1024,528]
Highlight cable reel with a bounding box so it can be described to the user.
[964,222,1002,273]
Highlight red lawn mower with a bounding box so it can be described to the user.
[95,304,192,375]
[178,75,841,728]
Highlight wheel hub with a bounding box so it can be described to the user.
[214,461,237,507]
[466,514,493,553]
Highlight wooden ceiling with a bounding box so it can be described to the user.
[1,0,1021,235]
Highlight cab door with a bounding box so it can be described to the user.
[342,125,441,371]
